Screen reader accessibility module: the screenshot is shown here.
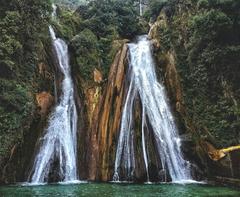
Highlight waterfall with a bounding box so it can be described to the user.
[28,26,78,184]
[139,0,143,16]
[52,4,57,19]
[113,36,192,182]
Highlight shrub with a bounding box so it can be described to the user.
[197,0,209,9]
[70,29,99,80]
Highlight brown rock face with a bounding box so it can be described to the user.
[93,69,103,83]
[165,52,184,113]
[36,92,54,116]
[85,87,101,125]
[38,62,51,78]
[85,42,165,182]
[86,44,129,181]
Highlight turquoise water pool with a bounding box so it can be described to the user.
[0,182,240,197]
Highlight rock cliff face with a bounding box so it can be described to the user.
[86,44,129,181]
[84,42,163,182]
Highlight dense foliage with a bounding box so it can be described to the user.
[144,0,168,21]
[0,0,51,167]
[154,0,240,146]
[53,0,87,8]
[70,28,100,79]
[54,0,145,81]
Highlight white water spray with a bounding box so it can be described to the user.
[113,36,192,182]
[28,26,78,184]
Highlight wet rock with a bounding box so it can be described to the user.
[87,43,129,181]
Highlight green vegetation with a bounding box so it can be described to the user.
[54,0,145,81]
[144,0,168,21]
[53,7,82,39]
[70,28,100,79]
[53,0,87,9]
[0,79,33,159]
[0,0,51,172]
[154,0,240,146]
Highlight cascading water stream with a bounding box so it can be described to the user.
[52,4,57,19]
[28,26,78,184]
[113,36,192,182]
